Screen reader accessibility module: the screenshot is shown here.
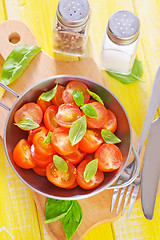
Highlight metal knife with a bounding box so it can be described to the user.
[141,117,160,220]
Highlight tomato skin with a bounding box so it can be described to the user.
[55,103,82,128]
[44,105,59,131]
[46,161,77,188]
[37,96,52,113]
[102,109,117,133]
[62,81,90,104]
[62,149,86,165]
[94,143,123,172]
[66,180,78,189]
[76,159,104,190]
[31,144,53,167]
[13,139,36,169]
[51,127,79,155]
[79,129,103,153]
[14,102,43,125]
[83,101,108,129]
[33,165,46,176]
[28,126,46,145]
[52,85,65,106]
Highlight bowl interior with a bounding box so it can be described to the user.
[4,75,132,200]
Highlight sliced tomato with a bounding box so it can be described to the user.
[102,109,117,133]
[33,165,46,176]
[83,101,108,129]
[79,129,103,153]
[51,127,79,155]
[76,159,104,190]
[52,85,65,106]
[62,81,90,104]
[14,102,43,125]
[28,126,46,145]
[31,144,53,167]
[44,105,59,131]
[62,148,86,165]
[55,103,82,128]
[13,139,36,169]
[94,143,123,172]
[66,180,78,189]
[37,96,52,113]
[46,161,76,188]
[33,128,56,156]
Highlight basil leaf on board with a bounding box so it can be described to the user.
[69,115,87,146]
[44,131,52,144]
[1,45,41,85]
[87,89,104,105]
[106,59,144,84]
[101,129,121,144]
[81,104,98,118]
[61,201,83,240]
[14,118,39,130]
[53,155,68,172]
[45,198,73,224]
[72,90,84,107]
[40,84,58,102]
[84,159,98,183]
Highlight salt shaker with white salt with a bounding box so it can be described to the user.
[101,10,140,74]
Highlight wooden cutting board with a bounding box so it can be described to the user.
[0,20,144,240]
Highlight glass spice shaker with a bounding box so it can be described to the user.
[101,10,140,74]
[53,0,90,57]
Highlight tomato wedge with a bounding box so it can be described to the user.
[52,85,65,106]
[37,96,52,113]
[31,145,53,167]
[83,101,108,129]
[44,105,59,131]
[94,143,123,172]
[62,148,86,165]
[102,109,117,133]
[51,127,79,155]
[62,81,90,104]
[33,165,46,176]
[76,159,104,190]
[55,103,82,128]
[46,161,76,188]
[28,126,46,145]
[13,139,36,169]
[14,102,43,124]
[79,129,103,153]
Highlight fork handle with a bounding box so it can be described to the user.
[106,145,140,189]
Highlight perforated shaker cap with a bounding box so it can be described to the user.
[57,0,90,27]
[107,10,140,45]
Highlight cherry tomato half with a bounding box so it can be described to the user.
[46,161,76,188]
[44,105,59,131]
[94,143,123,172]
[31,144,53,167]
[14,102,43,125]
[52,85,65,106]
[28,126,46,145]
[33,165,46,176]
[76,159,104,190]
[51,127,79,155]
[62,81,90,105]
[102,109,117,133]
[37,96,52,113]
[62,148,86,165]
[13,139,36,169]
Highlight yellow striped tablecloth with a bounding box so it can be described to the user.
[0,0,160,239]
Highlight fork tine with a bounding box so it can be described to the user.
[127,185,140,218]
[122,184,133,216]
[110,179,122,212]
[116,186,126,214]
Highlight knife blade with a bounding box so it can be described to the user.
[141,117,160,220]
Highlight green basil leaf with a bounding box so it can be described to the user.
[87,89,104,105]
[81,104,98,118]
[69,115,87,146]
[44,131,52,144]
[45,198,73,223]
[1,45,41,85]
[61,201,82,240]
[84,159,98,183]
[101,129,121,144]
[72,90,84,107]
[106,59,144,84]
[14,118,39,130]
[40,84,58,102]
[53,155,68,172]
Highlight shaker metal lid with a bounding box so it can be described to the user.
[107,10,140,45]
[57,0,90,27]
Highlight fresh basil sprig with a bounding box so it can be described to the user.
[44,131,52,144]
[1,45,41,85]
[81,104,98,118]
[14,118,39,130]
[72,90,84,106]
[40,84,58,102]
[87,89,104,105]
[84,159,98,183]
[53,155,68,172]
[106,59,143,84]
[101,129,121,144]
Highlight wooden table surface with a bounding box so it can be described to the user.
[0,0,160,239]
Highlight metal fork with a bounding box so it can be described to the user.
[110,66,160,217]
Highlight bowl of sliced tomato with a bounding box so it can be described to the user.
[2,75,139,200]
